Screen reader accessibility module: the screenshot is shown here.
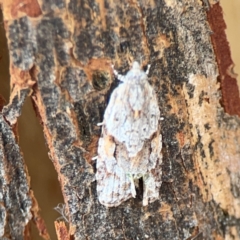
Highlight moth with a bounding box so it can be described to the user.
[96,61,162,207]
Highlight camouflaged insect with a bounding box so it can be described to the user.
[96,61,162,207]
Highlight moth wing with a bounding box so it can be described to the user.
[141,83,160,136]
[123,82,161,157]
[104,84,130,141]
[142,130,162,206]
[96,63,163,207]
[96,135,134,207]
[96,158,133,207]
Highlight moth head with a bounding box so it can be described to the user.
[132,61,141,70]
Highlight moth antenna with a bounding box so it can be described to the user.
[112,64,126,82]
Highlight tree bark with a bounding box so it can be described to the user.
[0,0,240,239]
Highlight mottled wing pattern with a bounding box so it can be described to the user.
[96,135,135,207]
[142,132,162,205]
[104,77,160,157]
[96,62,162,207]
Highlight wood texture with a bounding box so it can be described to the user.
[0,0,240,239]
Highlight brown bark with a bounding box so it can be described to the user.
[0,0,240,239]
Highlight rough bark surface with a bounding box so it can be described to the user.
[0,113,32,239]
[0,111,49,239]
[1,0,240,239]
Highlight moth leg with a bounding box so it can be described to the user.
[111,64,126,82]
[145,64,151,75]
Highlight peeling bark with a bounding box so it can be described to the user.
[0,113,49,239]
[0,0,240,239]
